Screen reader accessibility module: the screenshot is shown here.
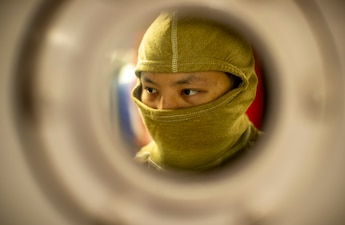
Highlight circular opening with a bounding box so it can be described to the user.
[110,5,270,177]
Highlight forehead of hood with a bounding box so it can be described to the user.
[135,11,256,86]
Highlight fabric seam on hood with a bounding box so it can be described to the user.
[171,11,178,72]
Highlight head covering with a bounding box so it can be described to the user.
[135,11,256,87]
[132,11,259,172]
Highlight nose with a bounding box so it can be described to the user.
[157,95,180,110]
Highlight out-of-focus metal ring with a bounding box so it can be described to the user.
[6,0,345,225]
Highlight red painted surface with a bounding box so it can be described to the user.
[246,54,264,129]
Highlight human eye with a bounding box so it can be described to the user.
[181,89,198,96]
[144,87,158,94]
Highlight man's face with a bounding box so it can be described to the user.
[140,71,233,110]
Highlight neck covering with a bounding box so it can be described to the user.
[132,11,259,172]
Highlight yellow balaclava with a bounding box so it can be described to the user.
[131,11,259,172]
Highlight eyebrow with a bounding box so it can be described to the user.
[142,74,204,86]
[142,76,156,85]
[174,74,203,85]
